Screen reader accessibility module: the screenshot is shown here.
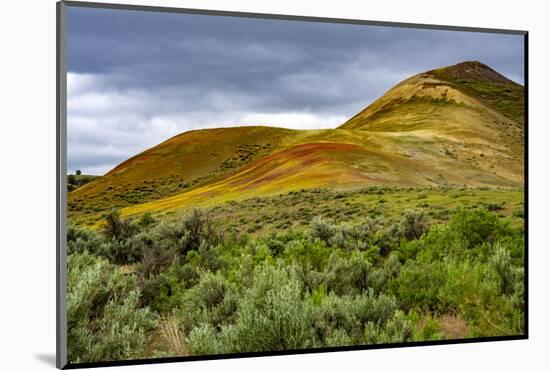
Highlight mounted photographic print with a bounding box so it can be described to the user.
[56,1,528,368]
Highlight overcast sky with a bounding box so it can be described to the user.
[67,6,524,175]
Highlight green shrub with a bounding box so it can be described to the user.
[171,262,201,289]
[153,221,186,249]
[137,212,156,227]
[310,216,336,245]
[309,288,404,345]
[188,263,315,354]
[449,209,512,249]
[400,210,429,240]
[139,274,172,311]
[283,238,332,272]
[323,252,373,295]
[265,238,286,255]
[375,222,402,256]
[438,257,523,336]
[148,209,224,258]
[187,323,223,354]
[513,209,525,219]
[177,271,238,333]
[67,174,76,185]
[363,310,414,344]
[184,241,225,272]
[485,202,504,212]
[99,238,142,265]
[351,289,397,327]
[102,208,136,241]
[67,252,156,363]
[489,246,522,296]
[312,293,356,341]
[141,261,201,314]
[369,253,401,294]
[494,235,524,265]
[136,232,176,280]
[324,329,353,347]
[413,316,445,341]
[389,260,446,311]
[329,219,380,251]
[67,224,101,255]
[437,259,493,312]
[180,209,223,254]
[400,209,518,263]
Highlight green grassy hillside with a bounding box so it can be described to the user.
[67,174,98,192]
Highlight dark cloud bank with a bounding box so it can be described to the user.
[67,6,524,175]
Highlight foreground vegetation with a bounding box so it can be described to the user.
[66,187,525,364]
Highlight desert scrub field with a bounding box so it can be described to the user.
[157,186,523,236]
[66,191,525,363]
[70,186,524,231]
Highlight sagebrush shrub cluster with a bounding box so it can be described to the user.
[67,252,156,362]
[67,205,524,363]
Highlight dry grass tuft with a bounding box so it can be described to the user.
[159,316,188,356]
[120,265,136,274]
[438,314,469,339]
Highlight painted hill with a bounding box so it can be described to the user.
[68,61,525,225]
[68,126,297,218]
[339,61,524,130]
